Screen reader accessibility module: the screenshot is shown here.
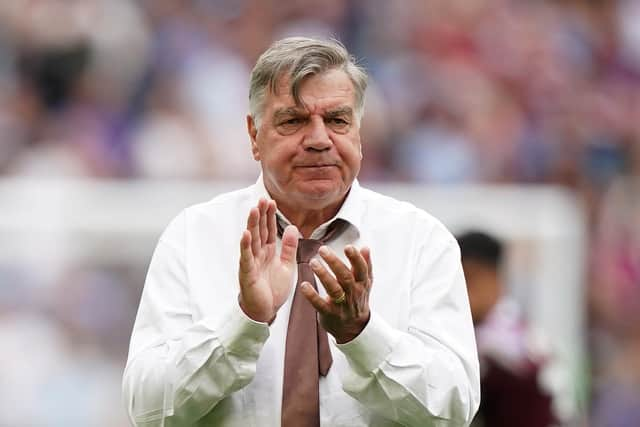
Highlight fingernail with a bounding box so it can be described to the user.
[309,259,320,269]
[345,245,354,254]
[319,246,329,256]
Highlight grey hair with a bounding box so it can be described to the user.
[248,37,368,127]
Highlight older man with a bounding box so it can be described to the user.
[123,37,480,426]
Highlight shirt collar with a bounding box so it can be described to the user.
[251,173,363,238]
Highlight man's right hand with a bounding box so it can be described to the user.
[238,198,299,323]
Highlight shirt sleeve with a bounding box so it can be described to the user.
[336,234,481,426]
[122,211,270,426]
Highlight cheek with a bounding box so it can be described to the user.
[338,139,362,168]
[258,135,293,163]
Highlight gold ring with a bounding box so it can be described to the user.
[333,292,346,304]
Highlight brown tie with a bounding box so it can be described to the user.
[281,219,348,427]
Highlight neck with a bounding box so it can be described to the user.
[277,199,345,238]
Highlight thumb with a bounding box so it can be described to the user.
[280,225,299,265]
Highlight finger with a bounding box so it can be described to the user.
[280,225,299,265]
[345,245,368,283]
[300,282,332,313]
[360,246,373,289]
[266,200,277,244]
[246,207,261,255]
[318,246,354,290]
[258,198,268,245]
[310,258,345,301]
[238,230,255,280]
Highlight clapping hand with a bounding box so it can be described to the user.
[238,198,299,323]
[300,245,373,343]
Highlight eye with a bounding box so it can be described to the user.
[276,116,306,135]
[326,117,350,133]
[278,117,306,127]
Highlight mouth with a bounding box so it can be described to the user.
[295,163,338,168]
[293,164,339,178]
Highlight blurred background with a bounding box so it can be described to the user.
[0,0,639,425]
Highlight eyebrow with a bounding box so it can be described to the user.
[324,107,353,118]
[273,106,353,120]
[273,107,307,120]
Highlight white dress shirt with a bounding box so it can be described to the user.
[123,176,480,426]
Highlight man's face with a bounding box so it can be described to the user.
[247,69,362,211]
[462,260,501,325]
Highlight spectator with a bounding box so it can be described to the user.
[458,231,557,427]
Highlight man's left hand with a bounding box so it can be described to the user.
[300,245,372,344]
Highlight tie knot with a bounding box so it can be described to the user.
[297,239,322,264]
[294,219,349,264]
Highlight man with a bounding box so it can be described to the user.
[123,37,480,426]
[457,231,556,427]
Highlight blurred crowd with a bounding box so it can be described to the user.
[1,0,639,425]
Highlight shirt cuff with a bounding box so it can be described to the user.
[210,302,270,358]
[336,311,400,373]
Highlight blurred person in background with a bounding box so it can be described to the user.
[457,231,557,427]
[123,36,480,426]
[0,0,152,177]
[590,137,640,427]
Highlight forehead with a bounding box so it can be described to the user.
[267,69,355,113]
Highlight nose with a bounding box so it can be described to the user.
[302,116,331,151]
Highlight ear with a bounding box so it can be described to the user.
[247,115,260,161]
